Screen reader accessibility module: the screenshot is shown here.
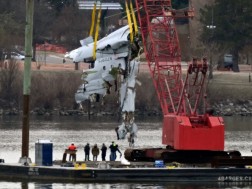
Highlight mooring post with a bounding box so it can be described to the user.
[19,0,34,165]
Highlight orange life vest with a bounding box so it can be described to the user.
[68,144,76,151]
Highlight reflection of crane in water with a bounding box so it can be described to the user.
[66,1,141,147]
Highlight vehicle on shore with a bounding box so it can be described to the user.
[2,51,25,60]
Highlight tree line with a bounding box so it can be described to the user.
[0,0,125,58]
[200,0,252,72]
[1,0,252,111]
[1,0,251,61]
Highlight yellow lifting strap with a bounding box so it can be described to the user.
[130,0,138,35]
[92,5,102,60]
[125,0,133,43]
[89,2,97,37]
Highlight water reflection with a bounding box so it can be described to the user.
[0,116,252,188]
[0,115,250,130]
[0,116,252,162]
[0,181,250,189]
[224,116,252,131]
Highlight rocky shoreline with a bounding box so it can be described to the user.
[1,99,252,117]
[212,99,252,116]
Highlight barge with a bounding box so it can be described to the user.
[0,161,252,183]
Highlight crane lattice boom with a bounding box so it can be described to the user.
[135,0,224,150]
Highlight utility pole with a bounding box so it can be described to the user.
[19,0,34,164]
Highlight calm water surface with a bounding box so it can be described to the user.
[0,115,252,188]
[0,181,252,189]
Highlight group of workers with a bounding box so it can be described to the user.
[67,141,122,162]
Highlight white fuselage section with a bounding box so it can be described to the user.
[66,25,130,63]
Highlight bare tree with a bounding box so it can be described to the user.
[0,59,22,108]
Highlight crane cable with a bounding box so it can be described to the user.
[92,1,102,60]
[89,0,97,37]
[125,0,133,43]
[129,0,138,36]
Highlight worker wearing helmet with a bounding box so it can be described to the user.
[109,141,122,161]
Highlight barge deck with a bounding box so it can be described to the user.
[0,162,252,183]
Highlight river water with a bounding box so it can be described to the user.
[0,115,252,188]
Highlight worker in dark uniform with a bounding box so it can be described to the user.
[109,141,122,161]
[101,143,107,161]
[84,143,90,161]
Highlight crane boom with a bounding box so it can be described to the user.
[135,0,194,115]
[134,0,224,151]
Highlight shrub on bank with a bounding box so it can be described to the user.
[0,68,252,116]
[0,67,82,111]
[30,71,81,110]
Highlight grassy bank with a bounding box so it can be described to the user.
[0,65,252,114]
[207,72,252,103]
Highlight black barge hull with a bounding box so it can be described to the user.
[1,164,252,182]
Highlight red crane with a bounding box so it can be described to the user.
[125,0,240,163]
